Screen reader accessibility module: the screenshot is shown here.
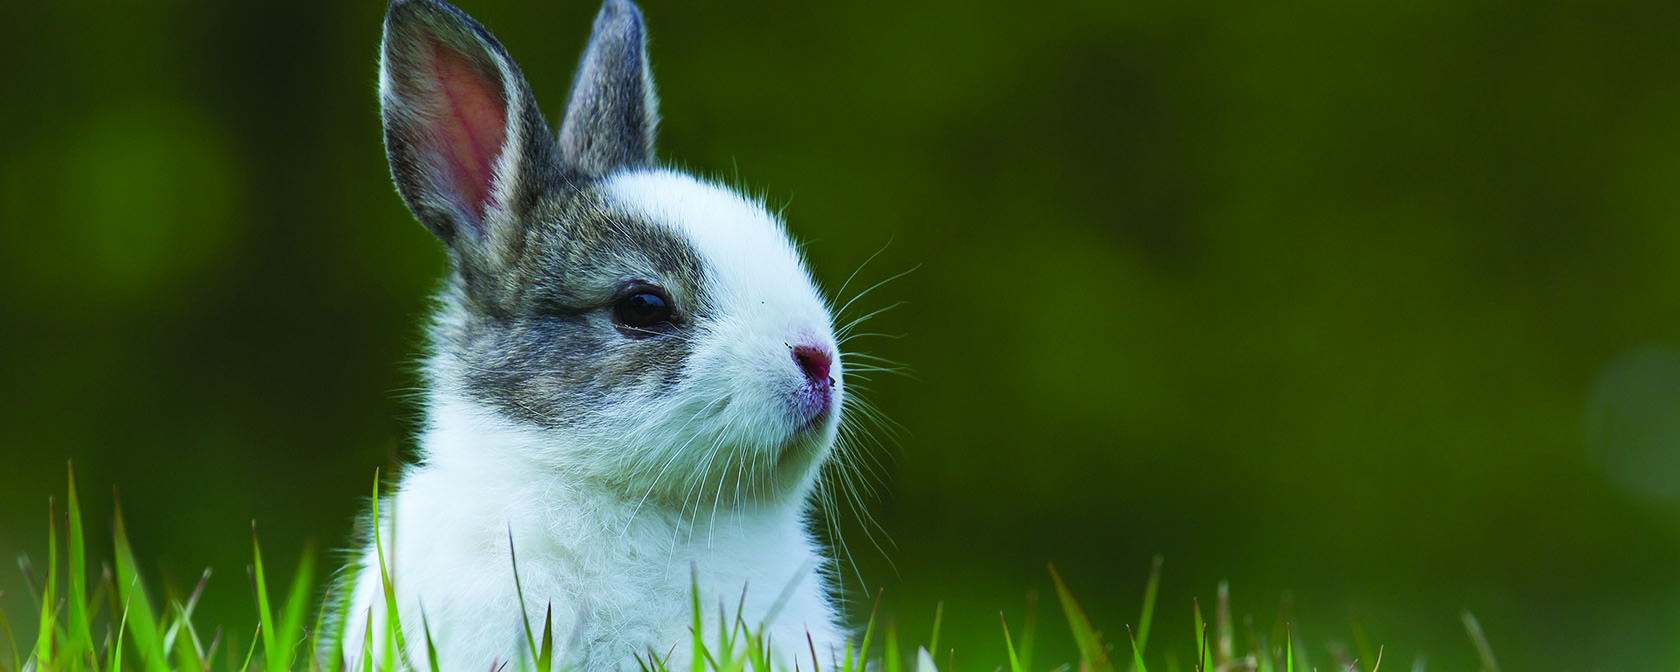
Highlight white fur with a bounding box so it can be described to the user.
[342,169,847,671]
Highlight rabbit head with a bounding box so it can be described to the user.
[380,0,842,507]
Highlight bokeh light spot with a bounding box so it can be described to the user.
[1586,345,1680,505]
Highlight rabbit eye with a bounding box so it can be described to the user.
[613,286,675,334]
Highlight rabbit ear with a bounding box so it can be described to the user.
[380,0,556,246]
[558,0,659,176]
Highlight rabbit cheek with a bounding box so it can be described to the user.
[439,305,697,432]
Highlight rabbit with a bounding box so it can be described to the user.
[333,0,855,669]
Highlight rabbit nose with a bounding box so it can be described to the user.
[792,345,833,386]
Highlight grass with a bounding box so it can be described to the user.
[0,467,1500,672]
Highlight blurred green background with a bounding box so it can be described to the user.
[4,0,1680,668]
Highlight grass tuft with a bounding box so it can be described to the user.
[1134,554,1162,661]
[511,527,539,669]
[1191,599,1206,672]
[113,495,168,672]
[0,589,20,672]
[0,468,1458,672]
[882,619,901,672]
[419,608,440,672]
[1124,625,1147,672]
[1461,610,1499,672]
[926,601,942,662]
[67,465,95,665]
[1048,563,1113,672]
[999,614,1021,672]
[35,498,58,671]
[1284,624,1293,672]
[111,576,136,672]
[370,469,405,671]
[252,524,278,672]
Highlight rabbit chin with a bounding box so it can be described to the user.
[619,408,840,508]
[418,390,836,509]
[766,412,840,498]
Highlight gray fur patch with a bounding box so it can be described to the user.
[431,180,713,429]
[558,0,660,177]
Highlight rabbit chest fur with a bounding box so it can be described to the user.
[336,1,853,669]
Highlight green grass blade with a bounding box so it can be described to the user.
[66,466,95,662]
[165,568,212,669]
[999,614,1023,672]
[35,500,58,671]
[421,608,441,672]
[691,565,704,672]
[361,608,375,672]
[750,628,771,672]
[1289,622,1311,672]
[331,560,360,671]
[719,595,733,665]
[168,569,214,672]
[1125,626,1147,672]
[112,577,138,672]
[85,572,110,632]
[371,470,406,669]
[252,524,281,672]
[168,603,208,672]
[856,590,881,669]
[926,602,943,661]
[279,544,318,670]
[510,527,539,667]
[239,623,261,672]
[1019,592,1037,672]
[538,604,555,672]
[113,504,169,672]
[695,634,726,672]
[1048,564,1113,672]
[882,621,900,672]
[0,591,21,672]
[381,617,395,672]
[207,624,228,665]
[736,628,759,672]
[1461,610,1500,672]
[1134,555,1162,659]
[1284,625,1293,672]
[1192,599,1206,672]
[1349,612,1376,669]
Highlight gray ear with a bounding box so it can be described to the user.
[558,0,659,176]
[380,0,557,246]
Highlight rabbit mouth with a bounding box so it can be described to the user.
[768,415,834,489]
[793,406,833,437]
[778,404,836,467]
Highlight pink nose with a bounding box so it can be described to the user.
[792,345,833,385]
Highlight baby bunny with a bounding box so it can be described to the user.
[336,0,852,669]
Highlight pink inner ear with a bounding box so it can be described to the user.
[425,36,507,223]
